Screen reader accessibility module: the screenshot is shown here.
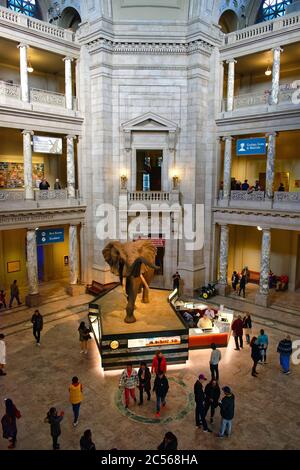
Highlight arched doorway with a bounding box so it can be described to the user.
[218,9,239,33]
[59,7,81,32]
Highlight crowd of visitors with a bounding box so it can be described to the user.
[224,178,287,193]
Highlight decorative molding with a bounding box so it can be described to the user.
[87,37,214,55]
[0,207,86,229]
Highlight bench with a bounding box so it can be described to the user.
[86,281,119,297]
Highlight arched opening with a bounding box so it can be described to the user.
[256,0,293,23]
[218,9,239,33]
[59,7,81,32]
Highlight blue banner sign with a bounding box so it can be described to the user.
[236,137,266,156]
[37,228,64,245]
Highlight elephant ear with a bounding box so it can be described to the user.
[102,241,128,277]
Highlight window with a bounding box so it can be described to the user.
[7,0,37,17]
[258,0,292,22]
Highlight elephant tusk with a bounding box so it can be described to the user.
[140,274,149,290]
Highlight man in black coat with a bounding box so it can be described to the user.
[153,372,169,418]
[204,379,221,424]
[138,362,151,405]
[194,374,212,432]
[218,386,235,438]
[31,310,43,346]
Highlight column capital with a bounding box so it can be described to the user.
[66,134,77,140]
[22,130,34,136]
[69,222,80,227]
[220,223,229,229]
[226,58,237,64]
[265,131,278,138]
[222,136,234,142]
[261,226,271,232]
[63,56,74,62]
[17,43,28,49]
[272,47,283,53]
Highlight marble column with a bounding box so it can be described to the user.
[271,47,283,105]
[223,136,233,200]
[69,224,79,285]
[265,132,277,200]
[23,130,34,200]
[18,43,29,102]
[226,59,236,112]
[66,135,76,198]
[63,57,73,110]
[256,228,271,307]
[25,229,41,307]
[218,224,230,295]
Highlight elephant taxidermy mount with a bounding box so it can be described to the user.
[102,240,159,323]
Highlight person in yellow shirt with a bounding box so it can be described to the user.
[69,376,83,427]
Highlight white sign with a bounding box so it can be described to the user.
[33,136,62,154]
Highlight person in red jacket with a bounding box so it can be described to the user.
[151,351,167,376]
[231,315,244,351]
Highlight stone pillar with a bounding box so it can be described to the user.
[256,228,271,307]
[226,59,236,112]
[222,136,233,201]
[63,57,73,110]
[66,135,76,198]
[217,224,230,296]
[18,43,29,102]
[66,224,85,296]
[265,132,277,200]
[23,130,34,200]
[271,47,283,105]
[25,229,41,307]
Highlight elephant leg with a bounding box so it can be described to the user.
[125,278,137,323]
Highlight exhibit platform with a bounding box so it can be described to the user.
[88,286,189,370]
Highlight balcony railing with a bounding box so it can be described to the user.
[129,191,171,202]
[230,190,265,201]
[0,190,25,201]
[0,189,81,206]
[222,86,297,112]
[0,6,74,42]
[224,12,300,46]
[0,80,21,99]
[218,190,300,211]
[35,189,68,201]
[274,191,300,203]
[30,88,66,108]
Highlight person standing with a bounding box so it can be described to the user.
[194,374,212,432]
[138,361,151,405]
[80,429,96,450]
[39,178,50,190]
[31,310,43,346]
[44,407,64,450]
[151,351,167,376]
[69,376,83,426]
[218,386,235,438]
[277,335,293,375]
[232,315,244,350]
[231,271,239,291]
[157,432,178,450]
[209,343,221,381]
[153,372,169,418]
[119,364,139,409]
[54,178,62,190]
[250,337,261,377]
[257,329,269,364]
[1,398,21,449]
[0,290,7,309]
[238,274,246,298]
[204,379,221,424]
[0,334,6,376]
[172,272,181,291]
[243,314,252,345]
[78,321,91,354]
[9,280,21,308]
[242,180,249,191]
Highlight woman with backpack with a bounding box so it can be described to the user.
[1,398,21,449]
[44,407,64,450]
[78,321,91,354]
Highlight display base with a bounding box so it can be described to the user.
[255,292,270,307]
[217,283,230,296]
[25,293,42,307]
[66,284,86,296]
[91,286,188,370]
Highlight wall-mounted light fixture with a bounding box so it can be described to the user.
[172,175,179,190]
[120,174,128,190]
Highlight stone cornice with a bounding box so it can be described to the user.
[212,207,300,218]
[86,37,215,56]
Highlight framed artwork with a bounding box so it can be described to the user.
[7,260,21,273]
[0,162,44,189]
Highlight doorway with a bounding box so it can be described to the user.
[136,149,163,191]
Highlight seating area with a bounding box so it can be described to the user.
[86,281,119,297]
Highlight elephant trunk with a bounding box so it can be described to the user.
[126,257,160,278]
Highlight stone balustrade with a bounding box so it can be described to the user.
[274,191,300,203]
[218,190,300,211]
[224,12,300,46]
[230,190,265,201]
[0,190,25,201]
[222,86,297,112]
[0,6,74,42]
[0,80,21,99]
[129,191,171,201]
[34,189,68,201]
[30,88,66,107]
